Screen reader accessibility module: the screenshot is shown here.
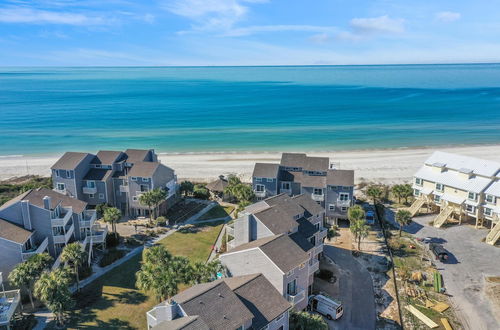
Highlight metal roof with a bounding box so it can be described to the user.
[424,151,500,177]
[415,165,492,193]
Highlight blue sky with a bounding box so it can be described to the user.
[1,0,500,66]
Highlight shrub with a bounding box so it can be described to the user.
[125,237,142,247]
[105,232,120,248]
[317,269,333,281]
[290,311,328,330]
[99,248,126,267]
[155,216,167,226]
[11,313,37,330]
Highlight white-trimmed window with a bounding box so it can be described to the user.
[266,178,273,182]
[329,186,338,190]
[341,206,348,212]
[415,178,423,186]
[66,170,72,178]
[281,182,291,190]
[485,194,496,204]
[343,186,350,190]
[468,192,478,201]
[255,177,262,182]
[434,195,441,204]
[131,177,137,181]
[142,178,149,182]
[57,183,65,191]
[255,184,265,192]
[328,204,335,211]
[89,193,95,198]
[313,188,323,195]
[435,183,444,192]
[414,189,420,197]
[99,193,104,199]
[484,207,493,216]
[339,193,349,201]
[466,204,476,213]
[86,181,95,188]
[54,170,61,177]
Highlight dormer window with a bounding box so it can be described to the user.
[313,188,323,195]
[484,207,493,216]
[415,178,423,186]
[468,192,478,202]
[142,178,150,182]
[435,183,444,192]
[131,177,138,181]
[485,194,496,204]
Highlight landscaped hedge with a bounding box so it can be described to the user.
[99,248,126,267]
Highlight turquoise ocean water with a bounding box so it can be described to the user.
[1,64,500,156]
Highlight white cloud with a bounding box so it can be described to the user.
[0,7,105,25]
[224,24,338,37]
[435,11,461,23]
[350,15,405,34]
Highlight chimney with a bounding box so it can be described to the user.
[21,200,32,230]
[43,196,51,210]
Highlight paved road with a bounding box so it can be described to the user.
[323,245,376,330]
[385,209,500,330]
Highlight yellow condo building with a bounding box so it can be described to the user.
[410,151,500,245]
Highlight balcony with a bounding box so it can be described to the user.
[313,244,324,256]
[287,287,306,306]
[311,194,324,202]
[318,228,328,240]
[51,207,73,227]
[90,225,108,243]
[0,289,21,327]
[80,210,97,228]
[21,237,49,261]
[53,224,74,244]
[254,190,266,198]
[309,259,320,275]
[83,186,97,194]
[119,185,129,193]
[337,199,351,206]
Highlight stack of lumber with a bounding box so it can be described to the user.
[405,305,438,328]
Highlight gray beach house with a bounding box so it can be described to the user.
[51,149,178,217]
[252,153,354,224]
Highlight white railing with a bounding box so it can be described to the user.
[309,259,320,274]
[311,194,324,202]
[0,289,21,326]
[254,190,266,198]
[53,224,74,244]
[337,199,351,206]
[287,288,306,305]
[91,226,108,243]
[318,228,328,240]
[51,208,73,227]
[80,210,97,228]
[21,237,49,261]
[313,244,324,256]
[82,186,97,194]
[119,185,129,193]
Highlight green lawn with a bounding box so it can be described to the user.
[66,221,225,329]
[197,205,234,221]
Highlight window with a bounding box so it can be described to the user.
[485,194,496,204]
[329,186,338,190]
[287,279,297,295]
[89,193,94,198]
[95,164,101,168]
[54,169,61,177]
[434,195,441,204]
[414,189,420,197]
[313,188,323,195]
[310,236,316,246]
[131,177,137,181]
[343,186,349,190]
[341,206,348,212]
[281,182,291,190]
[255,184,265,192]
[315,223,320,230]
[140,185,149,192]
[66,170,72,178]
[86,181,95,188]
[57,183,65,191]
[468,192,478,201]
[266,178,273,182]
[142,178,149,182]
[435,183,444,192]
[329,204,335,211]
[466,204,476,213]
[484,207,493,216]
[415,178,423,186]
[255,177,262,182]
[339,193,349,201]
[99,193,104,199]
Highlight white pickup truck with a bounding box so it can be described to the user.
[307,294,344,320]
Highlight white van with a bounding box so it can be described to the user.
[307,294,344,320]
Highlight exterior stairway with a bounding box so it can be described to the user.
[486,221,500,245]
[408,198,425,217]
[433,206,453,228]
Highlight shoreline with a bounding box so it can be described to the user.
[2,144,500,184]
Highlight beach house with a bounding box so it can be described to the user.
[0,188,105,278]
[51,149,179,217]
[146,274,291,330]
[411,151,500,245]
[252,153,354,224]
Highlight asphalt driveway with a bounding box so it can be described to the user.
[385,209,500,330]
[323,245,376,330]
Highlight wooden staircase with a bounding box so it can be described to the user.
[408,198,425,217]
[486,221,500,245]
[433,206,453,228]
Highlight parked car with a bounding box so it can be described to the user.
[365,210,375,225]
[430,243,449,262]
[307,294,344,320]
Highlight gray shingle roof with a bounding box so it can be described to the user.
[252,163,280,178]
[254,205,299,235]
[128,161,161,178]
[0,218,33,244]
[280,153,329,171]
[297,217,319,238]
[51,152,91,170]
[291,194,324,217]
[9,188,88,213]
[83,168,113,181]
[326,169,354,186]
[125,149,151,163]
[227,234,309,273]
[290,172,326,188]
[152,316,209,330]
[289,231,314,252]
[94,150,124,165]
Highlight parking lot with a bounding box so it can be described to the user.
[386,210,500,330]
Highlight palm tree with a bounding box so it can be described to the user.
[392,184,404,204]
[235,200,251,218]
[400,184,414,204]
[102,207,121,233]
[34,268,74,327]
[8,252,53,309]
[396,209,413,236]
[348,205,365,223]
[136,245,190,303]
[188,260,223,284]
[350,219,370,251]
[139,191,155,223]
[151,188,168,219]
[60,242,86,291]
[366,185,383,205]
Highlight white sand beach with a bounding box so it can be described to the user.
[1,145,500,184]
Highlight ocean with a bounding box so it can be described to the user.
[1,64,500,156]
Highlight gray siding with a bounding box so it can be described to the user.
[325,185,354,219]
[252,178,278,198]
[284,263,310,311]
[0,238,23,281]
